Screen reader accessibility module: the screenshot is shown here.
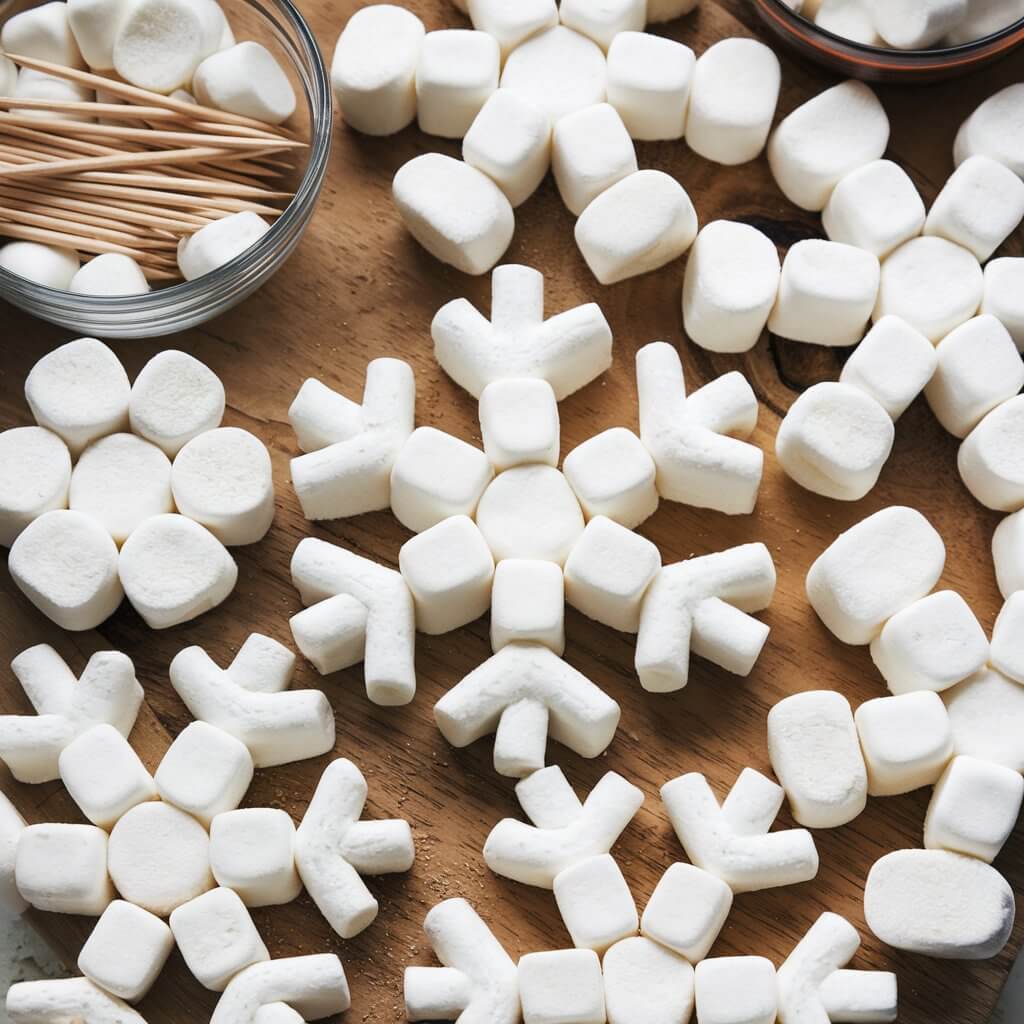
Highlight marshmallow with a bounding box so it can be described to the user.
[839,315,937,420]
[193,41,295,124]
[500,26,607,124]
[641,862,732,961]
[870,0,968,47]
[70,254,151,296]
[636,543,776,691]
[864,848,1014,958]
[170,886,269,991]
[695,957,777,1024]
[255,1006,304,1024]
[0,427,71,548]
[484,770,643,886]
[15,822,112,915]
[463,90,552,208]
[0,646,142,784]
[289,594,367,676]
[467,0,558,59]
[405,898,518,1024]
[806,505,946,645]
[819,971,899,1024]
[78,900,174,1002]
[873,236,983,343]
[647,0,700,20]
[767,690,868,828]
[870,590,988,695]
[0,791,27,915]
[393,153,514,275]
[605,32,695,141]
[118,514,237,628]
[479,378,559,471]
[563,428,658,528]
[67,0,136,71]
[954,83,1024,179]
[604,937,695,1024]
[768,239,880,347]
[432,264,612,400]
[992,592,1024,682]
[983,258,1024,351]
[943,667,1024,773]
[490,559,565,654]
[416,29,499,138]
[575,169,699,285]
[13,67,93,119]
[518,949,605,1024]
[959,394,1024,511]
[221,632,298,693]
[6,979,145,1024]
[2,2,84,67]
[685,38,781,165]
[815,0,883,44]
[169,636,334,766]
[391,427,493,533]
[210,808,301,907]
[178,211,271,280]
[0,240,79,288]
[768,80,889,211]
[9,510,123,630]
[25,337,130,458]
[564,516,660,633]
[993,508,1024,598]
[475,465,585,566]
[515,764,584,828]
[331,4,425,136]
[113,0,211,91]
[560,0,646,51]
[948,0,1024,44]
[155,721,254,827]
[288,375,377,452]
[554,853,638,952]
[636,342,763,515]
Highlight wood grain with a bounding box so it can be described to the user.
[1,1,1022,1021]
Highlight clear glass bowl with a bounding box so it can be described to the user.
[0,0,332,338]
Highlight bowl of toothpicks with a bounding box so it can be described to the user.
[0,0,331,337]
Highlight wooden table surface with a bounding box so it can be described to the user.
[2,1,1023,1021]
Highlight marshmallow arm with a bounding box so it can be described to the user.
[404,966,472,1021]
[211,955,351,1024]
[514,765,584,829]
[7,977,146,1023]
[289,378,364,453]
[636,340,689,437]
[9,644,76,714]
[493,697,549,777]
[362,358,416,435]
[0,790,27,915]
[0,713,74,783]
[661,772,730,869]
[291,437,398,520]
[338,819,415,874]
[720,767,785,836]
[227,634,296,694]
[72,652,144,737]
[819,969,898,1023]
[491,264,545,330]
[777,913,861,1024]
[432,299,497,398]
[685,372,759,437]
[691,597,770,676]
[531,303,613,400]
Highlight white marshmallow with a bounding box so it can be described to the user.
[7,979,145,1024]
[289,594,367,676]
[393,153,514,275]
[993,508,1024,598]
[15,822,112,915]
[566,430,656,529]
[685,38,781,165]
[490,559,565,654]
[519,950,606,1024]
[819,971,899,1024]
[948,0,1024,44]
[222,632,297,694]
[575,169,698,285]
[70,253,150,296]
[869,0,968,47]
[806,505,946,644]
[515,764,584,829]
[943,667,1024,773]
[463,90,552,208]
[0,791,27,916]
[484,770,643,886]
[467,0,558,59]
[255,1006,304,1024]
[210,808,301,908]
[641,861,732,961]
[637,543,776,692]
[992,592,1024,682]
[873,236,983,343]
[78,900,174,1002]
[839,315,937,420]
[500,26,606,125]
[554,853,638,952]
[647,0,701,20]
[636,342,763,515]
[479,378,559,471]
[768,80,889,211]
[2,2,84,68]
[178,210,271,280]
[25,337,129,457]
[170,886,269,991]
[983,257,1024,351]
[606,31,694,141]
[864,848,1014,958]
[67,0,135,71]
[0,239,79,287]
[169,637,334,766]
[288,375,375,452]
[954,83,1024,179]
[113,0,211,91]
[560,0,645,51]
[767,690,868,828]
[432,263,612,400]
[695,957,777,1024]
[415,29,499,138]
[604,937,695,1024]
[193,41,295,124]
[959,395,1024,510]
[118,513,237,628]
[0,426,71,548]
[815,0,883,44]
[13,67,93,120]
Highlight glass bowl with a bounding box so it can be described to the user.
[754,0,1024,83]
[0,0,332,338]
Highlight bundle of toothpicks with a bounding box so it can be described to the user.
[0,54,305,283]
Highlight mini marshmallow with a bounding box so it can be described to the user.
[78,900,174,1002]
[463,90,552,208]
[0,791,27,915]
[2,2,84,67]
[959,394,1024,511]
[647,0,701,20]
[560,0,646,51]
[767,690,868,828]
[515,764,584,829]
[416,29,499,138]
[943,667,1024,773]
[118,514,237,628]
[178,210,271,280]
[113,0,211,92]
[479,378,559,471]
[0,427,71,548]
[864,848,1014,958]
[70,254,151,296]
[25,337,130,457]
[641,862,732,961]
[500,26,607,124]
[289,594,367,676]
[685,38,781,165]
[564,429,657,528]
[870,590,988,695]
[6,979,145,1024]
[815,0,883,44]
[993,508,1024,598]
[553,853,638,952]
[15,822,112,915]
[155,721,254,827]
[806,505,946,645]
[819,971,898,1024]
[170,886,269,992]
[768,80,889,211]
[873,236,983,343]
[695,957,777,1024]
[67,0,136,71]
[210,808,301,908]
[870,0,968,47]
[484,770,643,886]
[255,1006,304,1024]
[467,0,558,59]
[193,41,295,124]
[0,240,79,288]
[606,32,695,141]
[13,67,93,119]
[393,153,514,275]
[490,559,565,654]
[954,83,1024,179]
[992,592,1024,682]
[983,258,1024,351]
[839,315,937,420]
[518,949,606,1024]
[576,169,698,284]
[432,264,612,400]
[636,342,763,515]
[604,937,695,1024]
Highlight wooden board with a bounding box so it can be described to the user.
[1,1,1022,1021]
